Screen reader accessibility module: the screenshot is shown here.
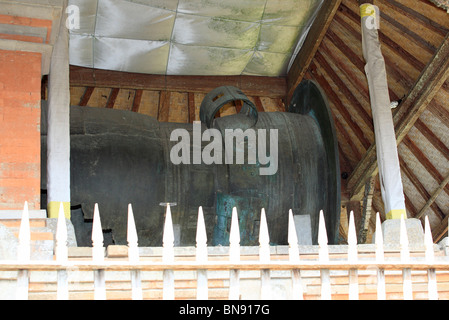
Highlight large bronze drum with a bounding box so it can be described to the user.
[41,80,340,246]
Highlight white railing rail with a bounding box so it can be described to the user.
[0,201,448,300]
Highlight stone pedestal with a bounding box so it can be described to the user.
[294,215,312,245]
[380,218,424,246]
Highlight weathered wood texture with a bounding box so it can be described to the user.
[304,0,449,242]
[67,66,286,123]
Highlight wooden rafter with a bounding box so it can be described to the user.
[132,89,143,113]
[348,33,449,199]
[286,0,342,103]
[158,91,170,122]
[106,88,120,109]
[188,93,196,123]
[79,86,94,106]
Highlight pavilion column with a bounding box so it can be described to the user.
[47,1,71,218]
[359,3,406,220]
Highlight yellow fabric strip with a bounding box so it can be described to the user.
[386,209,407,220]
[47,201,71,219]
[360,3,376,18]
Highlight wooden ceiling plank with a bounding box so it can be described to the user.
[342,2,426,72]
[315,49,374,132]
[402,136,449,198]
[311,59,371,151]
[347,33,449,199]
[414,118,449,162]
[416,172,449,221]
[287,0,342,103]
[334,7,412,98]
[399,157,446,220]
[429,99,449,127]
[385,0,449,36]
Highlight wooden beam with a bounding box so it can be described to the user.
[252,96,265,112]
[188,92,195,123]
[131,89,143,113]
[79,86,94,106]
[286,0,342,103]
[347,33,449,199]
[106,88,120,109]
[69,65,287,99]
[158,91,170,122]
[359,176,375,244]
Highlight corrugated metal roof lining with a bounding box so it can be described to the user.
[68,0,324,76]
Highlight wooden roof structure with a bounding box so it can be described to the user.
[46,0,449,244]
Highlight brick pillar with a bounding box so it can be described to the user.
[0,50,42,210]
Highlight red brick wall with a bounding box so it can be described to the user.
[0,49,42,210]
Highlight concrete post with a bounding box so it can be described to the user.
[359,3,407,220]
[47,1,71,218]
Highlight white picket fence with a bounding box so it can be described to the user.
[0,201,448,300]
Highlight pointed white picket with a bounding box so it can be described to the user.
[259,209,271,300]
[127,204,142,300]
[318,210,329,263]
[259,208,270,264]
[424,216,434,263]
[92,203,104,262]
[424,216,438,300]
[196,207,208,300]
[318,210,331,300]
[229,207,240,263]
[347,211,359,300]
[288,210,300,263]
[288,210,303,300]
[228,207,240,300]
[162,204,174,264]
[56,202,69,300]
[162,204,175,300]
[127,204,139,263]
[91,204,106,300]
[196,206,208,263]
[347,211,357,263]
[375,213,386,300]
